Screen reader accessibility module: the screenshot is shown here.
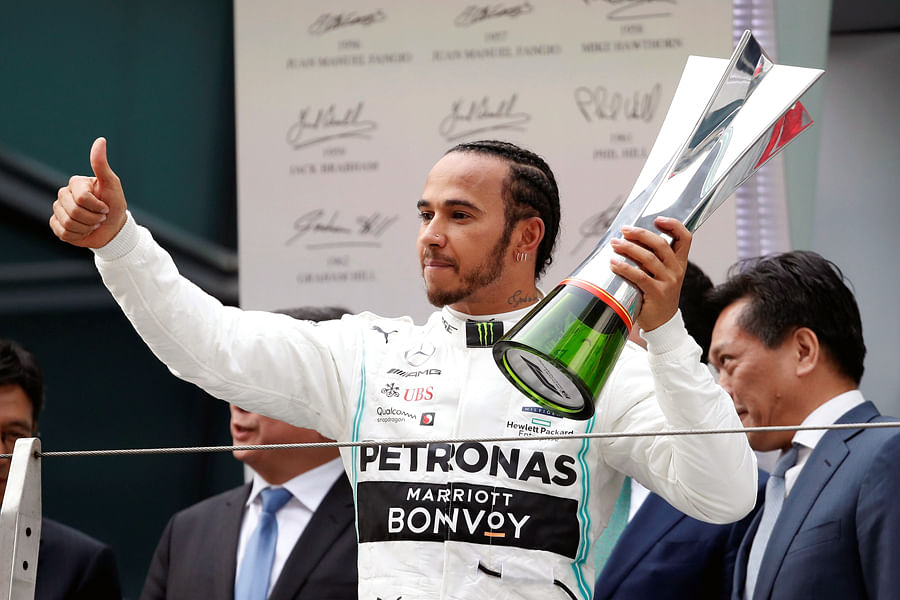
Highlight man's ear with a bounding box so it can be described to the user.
[515,216,544,254]
[792,327,820,377]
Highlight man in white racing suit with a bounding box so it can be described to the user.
[50,138,757,600]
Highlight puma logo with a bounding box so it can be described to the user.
[372,325,398,343]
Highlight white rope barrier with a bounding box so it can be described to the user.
[3,421,899,460]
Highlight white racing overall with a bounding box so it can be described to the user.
[95,215,756,600]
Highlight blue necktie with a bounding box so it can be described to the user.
[594,476,631,575]
[744,444,800,599]
[235,487,293,600]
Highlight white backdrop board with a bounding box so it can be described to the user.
[235,1,735,320]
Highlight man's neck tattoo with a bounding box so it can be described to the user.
[507,289,541,308]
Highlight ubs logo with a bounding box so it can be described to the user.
[404,341,436,367]
[403,386,433,402]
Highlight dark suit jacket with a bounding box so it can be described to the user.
[594,471,767,600]
[732,401,900,599]
[35,518,122,600]
[140,474,357,600]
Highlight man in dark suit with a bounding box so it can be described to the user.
[706,251,900,600]
[140,307,357,600]
[0,339,122,600]
[594,263,767,600]
[594,489,764,600]
[34,520,122,600]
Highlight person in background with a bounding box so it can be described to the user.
[0,339,122,600]
[140,306,357,600]
[594,262,767,600]
[707,251,900,600]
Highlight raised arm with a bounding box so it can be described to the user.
[47,138,356,439]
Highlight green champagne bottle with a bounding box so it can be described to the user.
[493,280,631,420]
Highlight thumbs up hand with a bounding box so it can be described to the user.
[50,137,128,248]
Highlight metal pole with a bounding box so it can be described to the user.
[0,438,41,600]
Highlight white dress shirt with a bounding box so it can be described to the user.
[628,478,651,522]
[784,390,865,496]
[234,457,345,597]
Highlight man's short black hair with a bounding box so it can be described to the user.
[445,140,561,279]
[679,262,715,363]
[708,250,866,384]
[0,339,44,424]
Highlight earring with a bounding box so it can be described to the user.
[515,251,528,262]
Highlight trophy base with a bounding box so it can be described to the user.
[495,342,597,420]
[492,284,630,421]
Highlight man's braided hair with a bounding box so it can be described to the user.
[446,140,561,279]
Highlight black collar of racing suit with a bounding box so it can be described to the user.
[440,303,539,348]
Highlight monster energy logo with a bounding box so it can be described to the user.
[465,321,504,348]
[478,323,495,345]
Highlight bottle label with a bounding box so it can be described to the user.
[560,277,633,332]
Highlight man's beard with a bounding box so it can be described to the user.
[424,234,509,307]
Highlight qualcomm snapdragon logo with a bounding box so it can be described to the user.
[375,406,416,423]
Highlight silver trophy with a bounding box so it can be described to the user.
[493,31,824,420]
